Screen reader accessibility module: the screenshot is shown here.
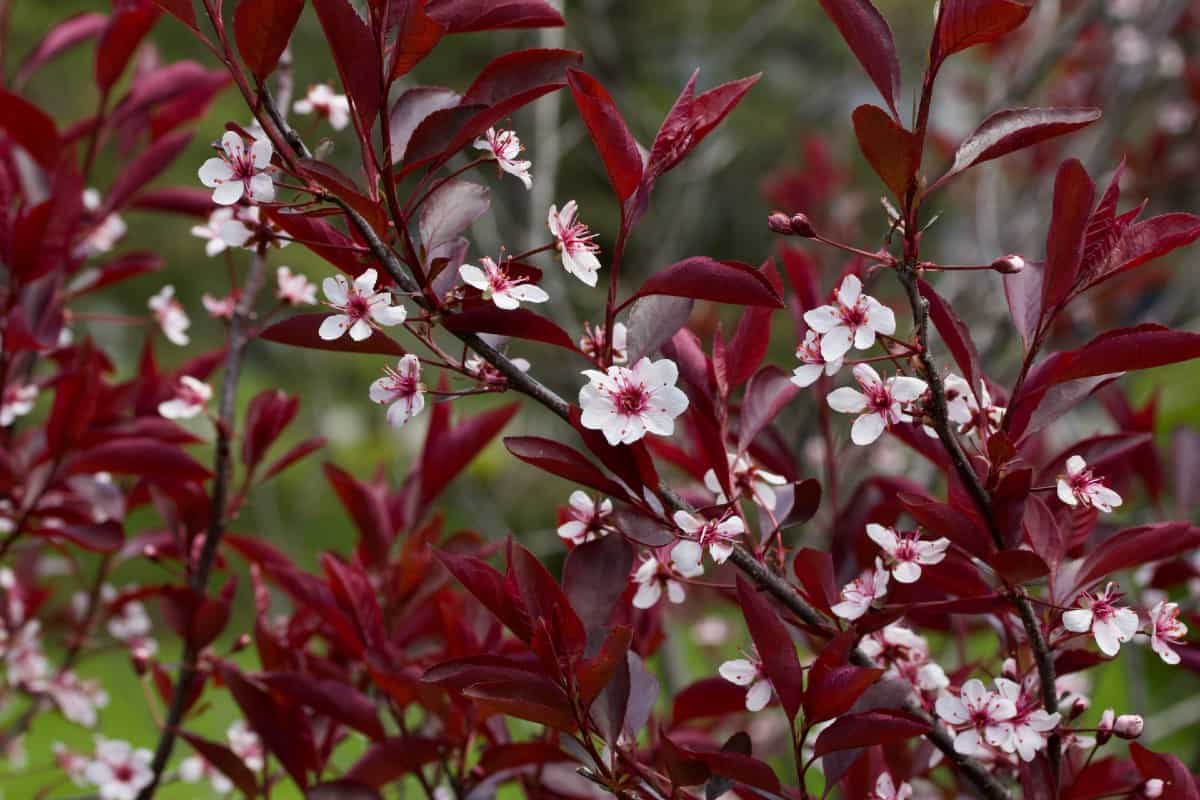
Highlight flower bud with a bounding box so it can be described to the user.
[768,211,794,235]
[1114,714,1144,739]
[233,633,252,653]
[991,254,1025,274]
[789,212,817,238]
[1144,778,1164,798]
[1097,708,1115,744]
[1001,657,1018,680]
[1069,695,1090,719]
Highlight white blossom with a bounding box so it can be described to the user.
[791,330,843,388]
[473,127,532,189]
[935,678,1017,757]
[276,266,317,306]
[319,269,407,341]
[803,274,896,361]
[369,354,425,428]
[198,131,275,206]
[866,523,949,584]
[459,257,549,310]
[148,285,191,346]
[548,201,602,286]
[293,84,350,130]
[718,655,772,712]
[1149,600,1188,665]
[157,376,212,420]
[670,510,745,571]
[827,364,926,446]
[831,557,889,620]
[1062,583,1139,657]
[1057,455,1122,513]
[579,357,689,446]
[0,383,37,427]
[557,491,613,545]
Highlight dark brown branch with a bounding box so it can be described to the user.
[138,249,269,800]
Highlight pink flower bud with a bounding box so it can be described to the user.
[1070,696,1090,719]
[789,212,817,238]
[991,254,1025,274]
[1114,714,1144,739]
[1097,708,1115,744]
[768,211,794,235]
[1144,778,1164,798]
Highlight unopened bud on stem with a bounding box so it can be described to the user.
[991,254,1025,274]
[1114,714,1144,739]
[789,212,816,238]
[767,211,794,235]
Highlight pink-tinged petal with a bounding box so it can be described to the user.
[889,376,928,402]
[837,273,863,306]
[568,490,594,515]
[953,728,984,756]
[718,517,746,536]
[825,356,843,376]
[851,363,883,390]
[745,679,773,712]
[986,696,1017,721]
[670,540,703,574]
[1066,455,1087,476]
[211,180,244,206]
[1061,609,1093,633]
[719,659,758,686]
[250,137,273,169]
[198,158,234,187]
[866,523,899,553]
[1153,636,1182,665]
[547,204,563,237]
[803,305,840,333]
[248,173,275,203]
[791,363,824,388]
[458,264,487,290]
[220,131,244,159]
[820,325,854,361]
[936,693,970,725]
[323,275,349,305]
[867,300,896,335]
[633,558,659,584]
[491,290,519,310]
[510,284,549,304]
[665,580,686,604]
[348,319,373,341]
[960,679,988,707]
[641,409,677,437]
[633,581,662,609]
[318,314,351,340]
[672,510,702,534]
[854,324,877,350]
[892,560,922,584]
[1113,607,1140,640]
[368,377,393,404]
[709,542,734,564]
[371,303,407,327]
[827,387,868,414]
[1088,485,1122,512]
[1057,479,1078,506]
[354,268,379,293]
[1092,618,1124,656]
[851,412,887,445]
[656,386,690,417]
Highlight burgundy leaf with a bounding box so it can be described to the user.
[234,0,305,83]
[932,0,1032,66]
[436,550,531,641]
[260,314,407,357]
[670,677,754,725]
[385,0,444,81]
[1071,523,1200,598]
[985,549,1050,585]
[735,575,804,720]
[149,0,198,30]
[103,129,193,214]
[464,679,577,730]
[179,732,259,797]
[792,547,837,616]
[96,1,161,92]
[737,366,799,451]
[322,464,392,568]
[221,665,316,789]
[1082,213,1200,291]
[260,672,386,739]
[387,87,460,163]
[441,306,579,351]
[15,12,107,88]
[0,89,61,169]
[646,70,761,181]
[633,258,783,308]
[625,295,694,364]
[815,0,901,115]
[563,533,634,638]
[804,639,883,723]
[33,521,124,554]
[812,709,929,755]
[918,279,982,395]
[1129,742,1200,800]
[931,108,1101,192]
[344,738,444,788]
[462,48,582,106]
[312,0,383,131]
[1043,324,1200,386]
[419,402,519,509]
[1042,159,1096,309]
[70,438,212,483]
[851,104,917,199]
[242,390,300,470]
[503,436,629,498]
[567,69,643,204]
[424,0,564,33]
[267,210,368,275]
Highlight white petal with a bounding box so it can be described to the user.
[323,275,349,305]
[892,560,922,584]
[354,268,379,293]
[318,314,351,340]
[827,387,868,414]
[1057,479,1078,506]
[198,158,233,187]
[936,693,970,725]
[791,363,824,388]
[837,274,862,306]
[251,137,273,168]
[1066,455,1087,476]
[458,264,487,290]
[745,679,772,712]
[1062,608,1093,633]
[249,173,275,203]
[633,581,662,609]
[803,305,839,333]
[866,524,898,553]
[820,326,853,361]
[889,376,928,402]
[371,303,407,326]
[851,412,887,445]
[719,659,758,686]
[211,180,244,206]
[349,319,373,341]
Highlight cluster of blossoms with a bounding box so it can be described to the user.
[1058,582,1188,663]
[935,677,1061,762]
[859,623,949,694]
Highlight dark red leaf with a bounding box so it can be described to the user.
[932,0,1032,66]
[385,0,444,81]
[436,550,531,641]
[424,0,563,33]
[221,665,315,789]
[986,549,1050,584]
[70,438,212,483]
[567,69,643,203]
[464,679,577,731]
[462,48,582,106]
[103,129,193,214]
[563,533,634,637]
[918,279,982,395]
[419,403,519,509]
[242,390,299,469]
[792,547,837,616]
[260,672,385,739]
[15,12,107,88]
[322,463,392,566]
[670,677,754,726]
[261,437,327,481]
[312,0,383,131]
[344,738,443,788]
[815,0,901,115]
[503,436,629,498]
[645,70,761,182]
[234,0,305,83]
[1003,258,1044,350]
[804,640,883,723]
[1043,159,1096,309]
[441,306,579,351]
[510,541,586,659]
[96,1,160,92]
[931,108,1101,192]
[852,104,917,199]
[260,314,407,356]
[634,258,783,308]
[813,710,929,755]
[0,89,61,169]
[735,575,804,720]
[1082,212,1200,292]
[737,366,799,451]
[33,521,124,554]
[1071,523,1200,598]
[179,732,259,798]
[1043,324,1200,387]
[149,0,198,30]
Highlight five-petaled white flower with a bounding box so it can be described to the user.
[198,131,275,206]
[992,677,1061,762]
[859,623,948,692]
[557,490,614,545]
[319,269,407,341]
[276,266,317,306]
[632,553,701,609]
[866,523,949,584]
[473,127,532,189]
[148,285,191,346]
[670,510,745,571]
[1149,600,1188,665]
[803,274,896,362]
[157,376,212,420]
[579,357,690,446]
[548,201,602,286]
[1062,582,1139,657]
[791,329,843,388]
[190,207,259,256]
[935,678,1018,757]
[459,257,549,310]
[580,321,628,364]
[369,354,425,428]
[293,84,351,130]
[831,557,889,620]
[718,653,773,712]
[868,772,912,800]
[1056,455,1122,513]
[827,364,927,446]
[84,737,153,800]
[704,452,788,512]
[0,383,37,427]
[46,671,109,728]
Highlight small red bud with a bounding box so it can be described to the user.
[991,254,1025,274]
[1114,714,1144,739]
[789,212,816,238]
[767,211,794,235]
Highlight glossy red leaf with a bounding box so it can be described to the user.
[792,547,837,616]
[670,677,753,725]
[441,306,578,351]
[510,541,587,659]
[563,533,634,638]
[1003,258,1044,350]
[1130,742,1200,800]
[932,0,1032,66]
[95,1,161,92]
[242,390,299,469]
[475,742,573,775]
[852,104,917,199]
[816,0,901,115]
[645,70,760,182]
[462,48,582,106]
[424,0,563,33]
[419,402,519,509]
[633,258,783,308]
[503,436,628,498]
[103,129,193,214]
[1043,159,1096,309]
[1043,324,1200,387]
[0,89,61,169]
[1071,523,1200,598]
[149,0,198,30]
[464,678,577,730]
[260,437,327,481]
[260,672,386,739]
[312,0,383,131]
[15,12,107,88]
[267,210,368,275]
[422,654,544,690]
[737,366,799,451]
[344,738,444,788]
[260,314,407,357]
[986,549,1050,584]
[625,295,694,364]
[567,69,643,203]
[322,464,392,566]
[179,732,259,797]
[931,107,1101,192]
[234,0,305,83]
[1081,212,1200,292]
[812,709,929,755]
[897,492,993,554]
[804,642,883,723]
[436,550,531,641]
[735,575,804,720]
[68,252,165,296]
[609,509,675,547]
[221,665,316,788]
[70,438,212,483]
[386,87,460,162]
[385,0,444,81]
[33,521,124,554]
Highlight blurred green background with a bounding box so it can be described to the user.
[3,0,1200,796]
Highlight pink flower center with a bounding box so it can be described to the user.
[613,381,649,415]
[229,149,257,182]
[380,366,419,400]
[839,300,868,328]
[893,536,918,562]
[1090,599,1116,623]
[866,384,894,414]
[345,291,371,320]
[114,764,135,783]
